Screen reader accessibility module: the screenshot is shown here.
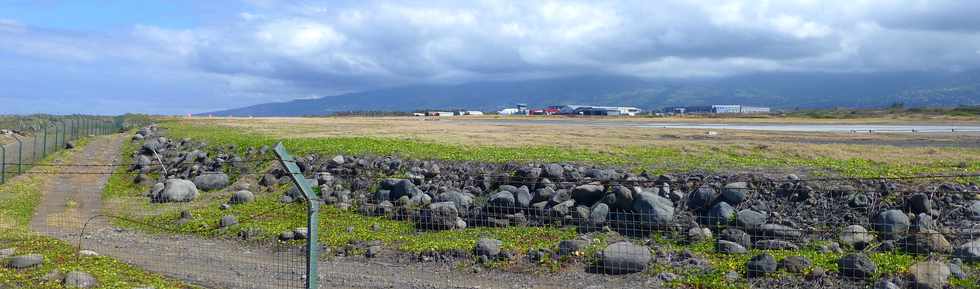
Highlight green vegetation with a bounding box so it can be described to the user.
[97,121,979,289]
[160,120,980,181]
[0,136,192,289]
[786,105,980,119]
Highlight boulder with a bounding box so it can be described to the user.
[610,185,634,210]
[720,228,752,249]
[228,190,255,205]
[735,209,766,229]
[778,256,811,273]
[953,239,980,262]
[219,215,238,228]
[705,201,735,226]
[63,271,97,288]
[192,173,230,191]
[721,182,749,205]
[873,210,910,240]
[754,240,799,250]
[382,179,420,200]
[152,179,199,203]
[589,203,609,226]
[688,227,712,243]
[909,261,950,289]
[532,188,555,203]
[474,238,502,258]
[757,224,802,240]
[293,228,308,240]
[841,225,874,250]
[543,164,564,179]
[571,184,605,205]
[687,186,717,211]
[899,229,951,254]
[838,254,876,278]
[911,213,936,231]
[435,191,473,212]
[716,240,747,254]
[746,254,777,277]
[558,240,590,257]
[874,279,901,289]
[5,254,42,269]
[906,193,933,216]
[488,191,516,209]
[598,242,651,274]
[418,202,459,230]
[632,192,674,228]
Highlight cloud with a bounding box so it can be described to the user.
[3,0,980,114]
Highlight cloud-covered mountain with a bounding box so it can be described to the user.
[204,70,980,116]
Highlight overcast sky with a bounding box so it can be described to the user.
[1,0,979,115]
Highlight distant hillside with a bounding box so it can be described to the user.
[204,71,980,116]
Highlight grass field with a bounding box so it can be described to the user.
[0,137,193,289]
[160,117,980,181]
[96,119,980,289]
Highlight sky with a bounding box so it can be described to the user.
[1,0,980,115]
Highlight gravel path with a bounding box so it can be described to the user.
[26,134,664,289]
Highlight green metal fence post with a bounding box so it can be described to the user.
[42,125,48,158]
[12,135,22,174]
[1,144,5,184]
[31,130,37,164]
[273,142,319,289]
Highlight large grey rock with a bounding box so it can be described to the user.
[435,191,473,212]
[911,213,936,231]
[754,240,799,250]
[906,193,933,215]
[5,254,42,269]
[229,190,255,205]
[909,261,950,289]
[736,209,766,229]
[475,238,502,258]
[874,279,901,289]
[705,201,735,225]
[153,179,199,203]
[571,184,605,205]
[380,179,420,200]
[687,186,717,211]
[543,164,564,179]
[515,188,532,208]
[899,229,951,254]
[598,242,651,274]
[720,228,752,249]
[632,192,674,228]
[841,225,874,249]
[721,182,749,205]
[192,173,230,191]
[488,191,516,208]
[746,254,777,277]
[558,240,590,257]
[716,240,747,254]
[219,215,238,228]
[873,210,910,240]
[839,254,876,278]
[954,239,980,262]
[63,271,97,288]
[758,224,802,240]
[418,202,459,230]
[610,185,634,210]
[589,203,609,225]
[778,256,811,273]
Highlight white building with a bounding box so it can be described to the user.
[497,108,522,115]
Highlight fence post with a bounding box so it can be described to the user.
[42,125,48,158]
[12,135,22,174]
[273,142,319,289]
[1,144,5,184]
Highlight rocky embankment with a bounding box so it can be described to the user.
[127,125,979,287]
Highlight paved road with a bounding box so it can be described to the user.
[456,119,980,134]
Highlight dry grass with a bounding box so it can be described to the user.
[165,117,980,173]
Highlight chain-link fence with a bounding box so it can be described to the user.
[3,124,979,288]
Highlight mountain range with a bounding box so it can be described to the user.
[204,70,980,116]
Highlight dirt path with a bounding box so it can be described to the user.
[27,135,658,289]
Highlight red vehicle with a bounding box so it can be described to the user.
[530,106,561,115]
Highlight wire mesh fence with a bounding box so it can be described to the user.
[3,125,979,288]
